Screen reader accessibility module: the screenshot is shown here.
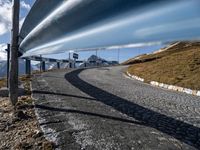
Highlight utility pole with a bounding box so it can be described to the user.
[9,0,20,105]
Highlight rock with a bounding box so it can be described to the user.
[0,87,8,97]
[14,110,32,121]
[0,87,25,98]
[32,130,43,138]
[15,142,33,150]
[18,88,26,96]
[42,141,55,150]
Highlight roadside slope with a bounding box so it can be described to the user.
[124,42,200,90]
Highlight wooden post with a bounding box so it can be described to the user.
[6,44,10,88]
[9,0,19,105]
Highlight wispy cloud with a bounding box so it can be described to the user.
[0,0,31,35]
[0,0,12,35]
[21,1,31,10]
[0,43,7,60]
[19,17,25,30]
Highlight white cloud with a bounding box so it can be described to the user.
[21,1,31,10]
[0,43,7,60]
[0,0,30,35]
[0,0,12,35]
[19,17,25,30]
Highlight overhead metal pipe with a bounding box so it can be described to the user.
[20,0,200,57]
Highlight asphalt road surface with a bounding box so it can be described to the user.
[31,66,200,150]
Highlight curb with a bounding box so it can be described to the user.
[126,71,200,97]
[126,71,144,82]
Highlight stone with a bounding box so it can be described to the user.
[197,91,200,96]
[0,87,9,97]
[183,88,193,95]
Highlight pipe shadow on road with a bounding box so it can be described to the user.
[32,90,97,101]
[64,69,200,149]
[34,104,145,126]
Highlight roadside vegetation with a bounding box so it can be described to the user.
[123,42,200,90]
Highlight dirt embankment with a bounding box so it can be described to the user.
[123,42,200,90]
[0,76,55,150]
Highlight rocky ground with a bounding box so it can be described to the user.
[0,77,55,150]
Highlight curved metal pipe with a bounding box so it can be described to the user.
[20,0,200,56]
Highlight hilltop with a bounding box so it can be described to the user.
[123,42,200,90]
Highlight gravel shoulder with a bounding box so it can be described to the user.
[32,66,200,150]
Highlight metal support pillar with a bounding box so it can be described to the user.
[39,55,42,72]
[42,61,45,71]
[74,58,76,68]
[6,44,10,88]
[9,0,19,105]
[25,59,31,76]
[118,48,120,63]
[57,62,60,69]
[68,52,71,68]
[84,62,87,68]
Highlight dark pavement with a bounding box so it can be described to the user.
[31,66,200,150]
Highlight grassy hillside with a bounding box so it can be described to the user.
[124,42,200,90]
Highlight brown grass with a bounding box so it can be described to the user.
[126,42,200,90]
[0,78,6,89]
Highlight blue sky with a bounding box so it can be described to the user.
[0,0,35,60]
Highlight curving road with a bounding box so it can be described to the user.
[32,66,200,150]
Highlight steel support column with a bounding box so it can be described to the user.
[42,61,45,71]
[57,62,60,69]
[25,59,31,75]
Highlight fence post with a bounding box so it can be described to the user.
[9,0,20,105]
[6,44,10,88]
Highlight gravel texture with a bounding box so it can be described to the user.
[31,66,200,150]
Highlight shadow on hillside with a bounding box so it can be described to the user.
[63,69,200,149]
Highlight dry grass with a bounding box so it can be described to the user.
[0,78,6,89]
[125,42,200,90]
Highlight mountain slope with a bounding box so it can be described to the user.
[124,42,200,90]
